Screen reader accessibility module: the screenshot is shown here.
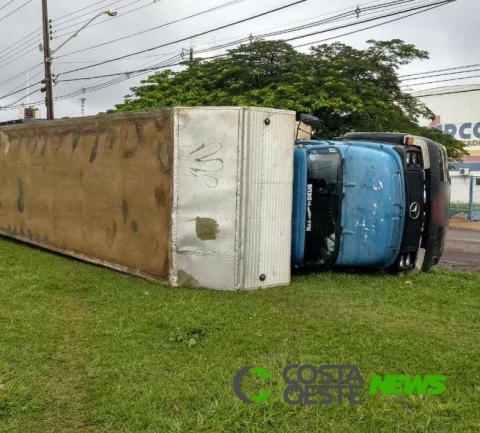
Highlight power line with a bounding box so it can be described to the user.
[286,0,455,45]
[51,0,126,30]
[209,0,384,45]
[404,87,480,99]
[255,0,427,42]
[9,47,480,112]
[57,64,480,108]
[52,0,145,38]
[292,1,449,48]
[0,78,43,100]
[60,55,197,82]
[1,54,184,109]
[2,0,306,110]
[57,0,307,77]
[0,34,41,64]
[55,0,420,71]
[401,67,480,82]
[2,69,43,97]
[0,29,42,60]
[0,1,119,59]
[170,0,451,54]
[401,73,480,87]
[0,0,457,111]
[0,88,42,109]
[56,0,421,59]
[52,0,109,22]
[46,0,453,102]
[0,46,38,70]
[55,0,247,59]
[0,0,34,23]
[0,63,42,87]
[0,0,16,12]
[180,0,422,56]
[47,1,440,100]
[0,26,41,57]
[399,63,480,80]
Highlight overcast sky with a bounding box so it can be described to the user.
[0,0,477,121]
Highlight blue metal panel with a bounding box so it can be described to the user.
[336,142,405,268]
[291,146,308,265]
[291,139,405,269]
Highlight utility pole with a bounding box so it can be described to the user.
[189,47,194,62]
[41,0,54,120]
[80,97,86,117]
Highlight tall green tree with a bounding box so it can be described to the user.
[112,39,466,159]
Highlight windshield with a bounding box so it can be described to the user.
[304,148,342,266]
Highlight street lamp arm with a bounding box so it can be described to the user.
[50,10,117,57]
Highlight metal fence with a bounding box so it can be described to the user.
[450,176,480,221]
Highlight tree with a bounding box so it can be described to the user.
[112,39,466,160]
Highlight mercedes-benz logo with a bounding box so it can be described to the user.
[409,202,421,220]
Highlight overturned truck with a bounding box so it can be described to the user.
[0,107,450,290]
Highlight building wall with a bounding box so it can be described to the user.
[449,173,475,203]
[413,85,480,157]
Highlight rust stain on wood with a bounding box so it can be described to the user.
[154,186,166,210]
[105,220,118,250]
[17,179,25,213]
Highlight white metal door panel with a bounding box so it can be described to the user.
[241,108,295,289]
[174,107,242,290]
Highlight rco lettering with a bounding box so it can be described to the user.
[436,122,480,140]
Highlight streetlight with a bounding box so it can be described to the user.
[51,9,118,56]
[41,7,118,120]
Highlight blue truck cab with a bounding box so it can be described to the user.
[292,130,450,272]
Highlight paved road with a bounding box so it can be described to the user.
[439,228,480,272]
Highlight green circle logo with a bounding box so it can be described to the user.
[233,366,271,403]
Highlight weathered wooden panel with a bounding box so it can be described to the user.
[0,110,174,282]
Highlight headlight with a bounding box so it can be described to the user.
[399,255,405,268]
[411,153,417,166]
[405,254,412,267]
[406,153,412,165]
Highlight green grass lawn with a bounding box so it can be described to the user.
[450,203,480,212]
[1,238,480,432]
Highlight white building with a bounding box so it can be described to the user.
[413,85,480,219]
[413,84,480,161]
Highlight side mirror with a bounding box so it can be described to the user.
[296,114,321,141]
[300,114,322,128]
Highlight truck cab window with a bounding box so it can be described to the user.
[305,149,342,265]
